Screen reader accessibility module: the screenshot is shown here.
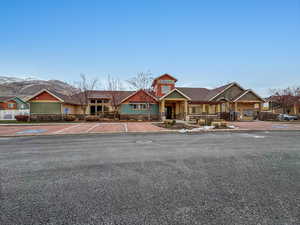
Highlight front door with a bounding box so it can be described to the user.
[166,106,173,119]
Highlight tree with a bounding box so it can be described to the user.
[104,75,124,119]
[269,87,299,114]
[127,71,154,120]
[72,74,99,116]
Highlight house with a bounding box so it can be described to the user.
[0,96,29,120]
[264,96,300,115]
[0,96,28,110]
[26,89,81,115]
[26,74,265,121]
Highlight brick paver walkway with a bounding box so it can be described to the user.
[0,122,165,136]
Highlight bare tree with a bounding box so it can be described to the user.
[269,87,299,114]
[72,74,99,117]
[127,71,154,90]
[105,75,124,119]
[127,71,155,120]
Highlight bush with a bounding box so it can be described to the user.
[15,115,29,122]
[64,115,76,121]
[30,114,62,121]
[85,116,99,122]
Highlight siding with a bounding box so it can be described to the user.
[30,102,61,114]
[164,90,187,99]
[120,104,159,115]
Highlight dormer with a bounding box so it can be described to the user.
[152,74,177,97]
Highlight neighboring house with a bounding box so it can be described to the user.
[26,74,265,121]
[0,96,29,120]
[264,96,300,115]
[26,89,80,115]
[0,96,28,110]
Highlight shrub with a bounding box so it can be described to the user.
[15,115,29,122]
[85,116,99,122]
[211,121,221,128]
[64,115,76,121]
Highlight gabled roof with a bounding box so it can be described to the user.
[206,82,245,101]
[120,89,158,104]
[152,73,178,86]
[0,96,28,104]
[26,89,65,102]
[159,88,191,100]
[0,96,16,102]
[26,89,80,105]
[233,89,265,102]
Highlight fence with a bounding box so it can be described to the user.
[0,109,29,120]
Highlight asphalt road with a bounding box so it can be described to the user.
[1,131,300,225]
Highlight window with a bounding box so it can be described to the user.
[190,107,197,114]
[159,80,174,84]
[132,104,148,110]
[90,99,96,103]
[8,103,15,109]
[161,85,171,94]
[243,109,254,117]
[96,100,102,104]
[102,99,109,103]
[20,104,25,109]
[64,108,69,114]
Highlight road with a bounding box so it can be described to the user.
[1,132,300,225]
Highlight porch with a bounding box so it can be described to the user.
[159,99,188,120]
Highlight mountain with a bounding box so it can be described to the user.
[0,76,77,97]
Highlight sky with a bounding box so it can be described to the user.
[0,0,299,96]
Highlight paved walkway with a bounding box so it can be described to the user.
[229,121,300,130]
[0,122,166,136]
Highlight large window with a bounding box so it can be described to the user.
[161,85,171,94]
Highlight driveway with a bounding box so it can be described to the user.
[1,132,300,225]
[0,122,166,136]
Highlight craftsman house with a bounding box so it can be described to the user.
[26,74,265,121]
[0,96,28,110]
[0,96,29,120]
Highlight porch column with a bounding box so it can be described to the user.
[217,104,221,113]
[175,102,179,118]
[293,104,297,114]
[184,100,188,121]
[160,100,165,120]
[202,104,206,114]
[234,102,238,112]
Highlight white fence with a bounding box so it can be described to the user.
[0,109,29,120]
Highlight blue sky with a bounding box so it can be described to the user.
[0,0,299,96]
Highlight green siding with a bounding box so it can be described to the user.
[120,104,159,115]
[165,90,187,99]
[30,102,61,114]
